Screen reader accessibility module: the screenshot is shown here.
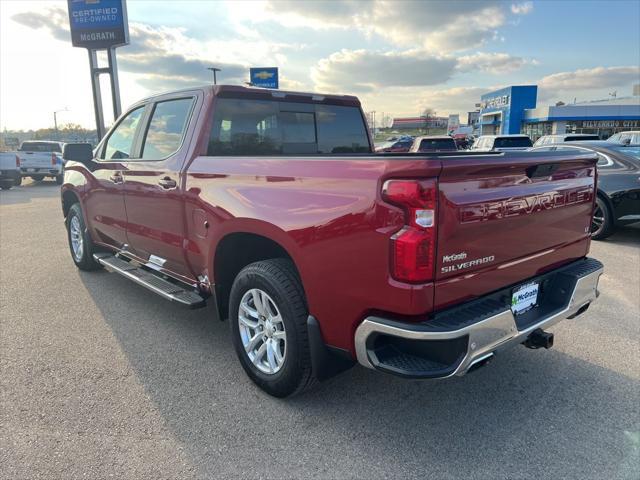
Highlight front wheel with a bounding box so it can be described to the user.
[591,196,614,240]
[66,203,101,270]
[229,259,315,397]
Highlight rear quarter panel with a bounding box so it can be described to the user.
[183,156,441,351]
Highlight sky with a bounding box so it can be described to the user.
[1,0,639,130]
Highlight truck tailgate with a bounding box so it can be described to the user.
[434,151,597,309]
[18,152,54,169]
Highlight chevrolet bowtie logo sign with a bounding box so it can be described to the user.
[250,67,279,89]
[254,71,274,80]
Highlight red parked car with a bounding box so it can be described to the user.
[61,85,603,397]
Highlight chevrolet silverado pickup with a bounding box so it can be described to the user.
[61,85,603,397]
[17,140,65,184]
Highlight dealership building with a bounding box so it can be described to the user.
[478,85,640,140]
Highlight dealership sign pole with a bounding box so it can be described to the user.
[67,0,129,140]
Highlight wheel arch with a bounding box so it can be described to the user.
[212,229,305,320]
[61,188,81,218]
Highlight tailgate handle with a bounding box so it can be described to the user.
[526,163,559,178]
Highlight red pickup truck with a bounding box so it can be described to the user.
[61,85,603,397]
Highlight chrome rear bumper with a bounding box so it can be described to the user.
[354,258,603,378]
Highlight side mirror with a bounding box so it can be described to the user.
[63,143,93,164]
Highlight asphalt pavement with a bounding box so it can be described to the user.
[1,180,639,479]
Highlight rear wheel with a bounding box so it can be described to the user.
[229,259,315,397]
[14,175,22,187]
[66,203,101,270]
[0,182,12,190]
[55,174,63,185]
[591,196,614,240]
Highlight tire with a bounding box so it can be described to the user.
[591,195,614,240]
[31,175,44,182]
[229,258,315,397]
[55,174,63,185]
[14,175,22,187]
[66,203,101,270]
[0,182,12,190]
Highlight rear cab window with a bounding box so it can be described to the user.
[494,137,532,148]
[19,142,61,153]
[208,98,370,155]
[418,138,456,151]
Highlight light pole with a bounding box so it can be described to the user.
[53,108,68,140]
[207,67,221,85]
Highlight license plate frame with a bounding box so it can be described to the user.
[511,281,539,315]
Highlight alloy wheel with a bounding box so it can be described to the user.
[69,215,84,262]
[238,288,287,375]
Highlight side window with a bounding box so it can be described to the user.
[141,98,194,160]
[102,107,144,160]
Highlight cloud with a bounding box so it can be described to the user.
[265,0,361,26]
[264,0,522,53]
[11,8,69,42]
[457,52,537,73]
[511,2,534,15]
[415,86,493,116]
[312,49,535,92]
[538,66,640,91]
[312,49,457,92]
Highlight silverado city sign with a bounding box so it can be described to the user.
[577,120,639,129]
[67,0,129,49]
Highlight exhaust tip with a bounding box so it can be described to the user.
[466,352,494,374]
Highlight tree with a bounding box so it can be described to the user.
[421,108,437,134]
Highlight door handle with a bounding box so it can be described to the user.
[109,172,123,184]
[158,177,177,189]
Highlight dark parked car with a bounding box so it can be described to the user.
[531,141,640,239]
[375,137,414,153]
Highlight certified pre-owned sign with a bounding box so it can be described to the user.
[67,0,129,49]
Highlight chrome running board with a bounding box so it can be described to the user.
[93,253,206,309]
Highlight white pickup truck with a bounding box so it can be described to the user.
[0,152,22,190]
[17,141,65,184]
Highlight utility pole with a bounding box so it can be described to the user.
[53,108,68,141]
[370,110,376,137]
[208,67,221,85]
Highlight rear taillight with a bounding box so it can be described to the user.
[15,155,20,167]
[51,152,57,166]
[382,179,437,283]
